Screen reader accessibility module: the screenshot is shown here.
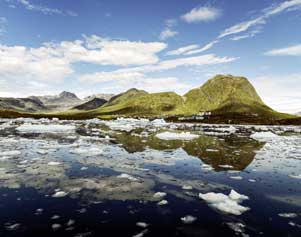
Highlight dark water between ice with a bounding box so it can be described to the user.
[0,118,300,237]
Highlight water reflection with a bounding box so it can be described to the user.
[113,132,263,171]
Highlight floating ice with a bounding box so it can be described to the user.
[70,147,103,156]
[250,131,279,142]
[153,192,167,199]
[199,189,249,215]
[182,185,193,190]
[155,131,199,140]
[117,173,139,182]
[181,215,197,224]
[1,151,21,157]
[17,124,76,134]
[48,161,61,166]
[289,174,301,179]
[157,200,168,205]
[230,176,243,180]
[218,164,233,169]
[136,222,148,228]
[132,229,148,237]
[52,223,62,231]
[52,191,68,198]
[278,213,298,218]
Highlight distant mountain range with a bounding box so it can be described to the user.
[0,91,115,112]
[0,74,299,124]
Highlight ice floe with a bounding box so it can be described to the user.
[199,189,249,215]
[181,215,197,224]
[17,124,76,134]
[250,131,279,142]
[155,131,199,140]
[52,191,68,198]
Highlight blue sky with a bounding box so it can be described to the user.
[0,0,301,113]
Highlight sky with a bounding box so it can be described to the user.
[0,0,301,113]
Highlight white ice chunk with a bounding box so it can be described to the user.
[181,215,197,224]
[199,189,250,215]
[278,213,298,218]
[155,132,199,140]
[52,191,68,198]
[157,200,168,205]
[153,192,167,199]
[48,161,61,166]
[117,173,139,182]
[250,131,279,142]
[17,124,76,134]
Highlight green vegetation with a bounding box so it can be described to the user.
[0,74,299,125]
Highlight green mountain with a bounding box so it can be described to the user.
[96,89,184,116]
[1,74,297,124]
[85,74,293,122]
[183,74,286,118]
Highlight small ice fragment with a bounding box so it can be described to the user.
[218,165,234,169]
[136,222,148,228]
[182,185,193,190]
[117,173,139,181]
[6,223,21,231]
[230,176,243,180]
[48,161,61,166]
[157,200,168,206]
[248,179,256,182]
[155,132,199,140]
[52,191,68,198]
[153,192,167,199]
[278,213,298,218]
[67,219,75,226]
[51,215,60,220]
[17,124,75,134]
[133,229,148,237]
[80,167,88,171]
[181,215,197,224]
[250,131,278,141]
[52,223,62,231]
[289,174,301,179]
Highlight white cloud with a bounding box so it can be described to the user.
[0,44,73,82]
[184,40,219,55]
[79,54,238,84]
[0,35,167,85]
[159,28,178,40]
[6,0,77,16]
[252,73,301,113]
[181,6,221,23]
[80,74,192,95]
[159,19,179,41]
[79,71,144,83]
[264,44,301,56]
[219,0,301,39]
[166,44,199,56]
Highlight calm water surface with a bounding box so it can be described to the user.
[0,118,300,237]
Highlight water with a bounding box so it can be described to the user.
[0,118,300,236]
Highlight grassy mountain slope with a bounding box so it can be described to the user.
[94,90,185,116]
[183,74,291,119]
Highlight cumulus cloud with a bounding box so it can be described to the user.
[5,0,77,16]
[181,6,221,23]
[159,19,179,41]
[79,54,238,84]
[0,35,167,85]
[159,28,178,40]
[264,44,301,56]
